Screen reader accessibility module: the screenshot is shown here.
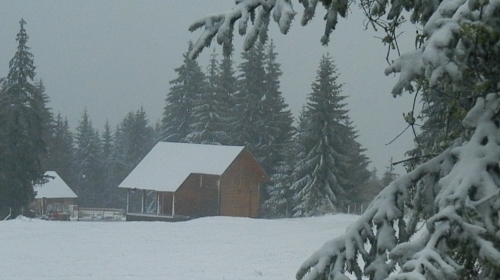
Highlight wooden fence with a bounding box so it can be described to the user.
[74,207,125,221]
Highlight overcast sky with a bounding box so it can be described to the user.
[0,0,420,175]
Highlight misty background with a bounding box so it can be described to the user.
[0,0,419,175]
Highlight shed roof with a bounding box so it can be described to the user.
[118,142,246,192]
[34,171,77,199]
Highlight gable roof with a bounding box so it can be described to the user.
[118,142,247,192]
[34,171,77,199]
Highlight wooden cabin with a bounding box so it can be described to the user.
[118,142,267,221]
[33,171,77,218]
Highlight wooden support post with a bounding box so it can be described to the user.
[156,192,160,216]
[217,179,221,216]
[141,189,146,214]
[248,185,252,217]
[199,175,203,216]
[126,190,130,214]
[172,194,175,217]
[258,183,261,217]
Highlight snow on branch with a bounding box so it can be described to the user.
[189,0,362,59]
[189,0,296,59]
[296,149,453,279]
[297,93,500,279]
[384,0,493,96]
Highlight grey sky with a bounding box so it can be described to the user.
[0,0,419,175]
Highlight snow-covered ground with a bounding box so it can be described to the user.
[0,214,358,279]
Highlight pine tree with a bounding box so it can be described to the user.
[342,116,371,205]
[0,19,46,216]
[110,123,128,202]
[218,50,238,144]
[45,113,74,184]
[186,50,230,144]
[100,120,116,207]
[291,54,352,217]
[101,121,113,166]
[113,108,155,180]
[111,108,155,208]
[266,107,311,217]
[255,41,295,217]
[118,108,154,168]
[261,40,294,173]
[264,151,297,218]
[74,108,103,207]
[232,42,268,161]
[33,80,54,172]
[152,120,162,144]
[161,42,206,143]
[357,167,386,205]
[381,158,398,186]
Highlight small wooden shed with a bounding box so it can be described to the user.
[33,171,77,217]
[118,142,267,221]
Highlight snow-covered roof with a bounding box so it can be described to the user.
[34,171,77,199]
[118,142,246,192]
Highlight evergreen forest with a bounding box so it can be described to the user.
[0,20,387,219]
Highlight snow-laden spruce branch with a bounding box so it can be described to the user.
[190,0,499,98]
[187,0,354,60]
[296,93,500,279]
[191,0,361,59]
[385,0,500,96]
[189,0,359,60]
[188,0,296,59]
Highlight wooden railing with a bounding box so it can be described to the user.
[76,207,125,221]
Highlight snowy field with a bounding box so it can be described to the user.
[1,214,358,279]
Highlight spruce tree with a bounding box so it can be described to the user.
[291,54,351,216]
[186,50,230,144]
[116,108,154,169]
[264,149,297,218]
[33,80,54,172]
[161,42,206,143]
[254,41,295,216]
[114,111,135,171]
[112,108,155,208]
[0,19,46,216]
[113,109,155,179]
[100,120,116,207]
[218,49,238,145]
[232,41,293,178]
[232,42,268,162]
[101,121,113,167]
[381,158,398,186]
[74,108,103,207]
[152,121,162,144]
[110,123,128,202]
[262,40,294,173]
[342,116,371,205]
[218,52,237,115]
[263,111,303,218]
[45,113,74,184]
